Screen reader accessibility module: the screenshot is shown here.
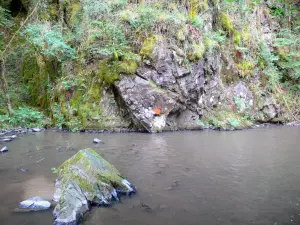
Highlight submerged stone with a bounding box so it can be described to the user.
[53,148,136,225]
[19,197,51,211]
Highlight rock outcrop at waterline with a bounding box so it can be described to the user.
[115,41,284,132]
[53,149,136,225]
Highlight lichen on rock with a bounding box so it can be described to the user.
[53,148,135,225]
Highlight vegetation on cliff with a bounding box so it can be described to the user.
[0,0,299,131]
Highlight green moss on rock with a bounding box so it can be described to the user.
[237,60,254,77]
[53,149,135,224]
[98,60,120,84]
[22,55,59,109]
[176,27,186,41]
[220,12,234,34]
[189,0,208,20]
[119,60,138,74]
[140,35,162,59]
[233,31,241,45]
[55,148,134,201]
[188,42,206,61]
[203,110,253,130]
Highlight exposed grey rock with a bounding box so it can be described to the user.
[19,197,51,211]
[225,82,254,114]
[115,75,177,132]
[2,138,12,142]
[175,67,191,78]
[32,128,42,132]
[115,42,222,132]
[53,182,89,225]
[93,138,103,144]
[255,96,283,123]
[0,146,8,153]
[166,110,203,130]
[53,148,135,225]
[1,135,17,140]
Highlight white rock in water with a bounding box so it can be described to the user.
[19,197,51,210]
[2,138,12,142]
[93,138,103,144]
[121,179,134,193]
[1,135,16,140]
[0,146,8,153]
[32,128,42,132]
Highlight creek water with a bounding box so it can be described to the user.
[0,126,300,225]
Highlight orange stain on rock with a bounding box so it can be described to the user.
[153,108,161,115]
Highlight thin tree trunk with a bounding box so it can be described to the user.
[0,58,13,115]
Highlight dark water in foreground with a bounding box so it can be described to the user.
[0,127,300,225]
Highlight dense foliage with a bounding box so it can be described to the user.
[0,0,299,129]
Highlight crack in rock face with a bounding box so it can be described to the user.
[115,41,222,132]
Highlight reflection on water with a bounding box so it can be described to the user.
[23,176,54,201]
[0,127,300,225]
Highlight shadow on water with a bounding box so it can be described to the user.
[0,127,300,225]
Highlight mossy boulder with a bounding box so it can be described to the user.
[53,148,136,225]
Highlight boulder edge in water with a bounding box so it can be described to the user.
[53,148,136,225]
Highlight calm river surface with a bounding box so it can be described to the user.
[0,126,300,225]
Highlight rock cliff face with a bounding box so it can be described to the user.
[2,0,297,131]
[115,40,283,132]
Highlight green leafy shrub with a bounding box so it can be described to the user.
[226,117,240,128]
[52,103,65,129]
[121,3,187,36]
[212,30,227,43]
[0,107,44,128]
[0,6,13,28]
[274,27,300,83]
[259,42,280,90]
[89,20,131,59]
[0,6,13,49]
[21,23,76,62]
[220,12,234,34]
